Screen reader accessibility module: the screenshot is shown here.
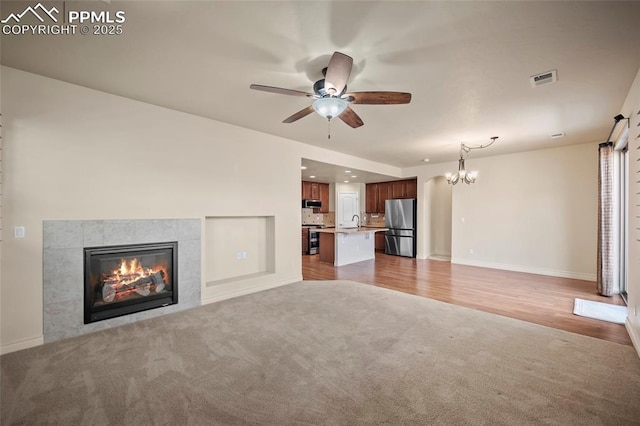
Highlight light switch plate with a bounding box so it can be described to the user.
[14,226,26,238]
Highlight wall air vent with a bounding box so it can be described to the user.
[550,132,565,139]
[530,70,557,87]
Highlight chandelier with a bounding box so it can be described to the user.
[446,136,498,185]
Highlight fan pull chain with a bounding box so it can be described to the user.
[328,118,331,140]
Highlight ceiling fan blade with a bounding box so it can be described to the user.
[283,106,315,123]
[346,91,412,105]
[338,107,364,128]
[250,84,314,98]
[324,52,353,95]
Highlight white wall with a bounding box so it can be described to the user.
[405,142,598,280]
[621,67,640,354]
[0,67,398,352]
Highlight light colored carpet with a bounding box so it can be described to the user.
[2,280,640,425]
[574,298,628,325]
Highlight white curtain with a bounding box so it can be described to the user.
[597,142,614,296]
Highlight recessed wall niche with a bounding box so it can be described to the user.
[205,216,276,285]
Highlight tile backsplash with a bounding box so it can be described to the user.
[363,213,385,227]
[302,208,335,225]
[302,208,384,227]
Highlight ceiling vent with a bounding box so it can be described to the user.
[530,70,557,87]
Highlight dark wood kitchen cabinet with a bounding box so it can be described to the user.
[319,233,335,264]
[365,178,418,213]
[366,183,378,213]
[406,179,417,198]
[302,181,311,200]
[302,181,329,212]
[377,182,391,213]
[302,228,308,254]
[319,183,329,213]
[375,232,386,251]
[302,180,320,200]
[301,181,320,200]
[391,180,406,199]
[310,183,320,200]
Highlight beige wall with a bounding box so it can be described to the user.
[622,67,640,353]
[2,64,628,354]
[0,67,397,352]
[405,142,598,280]
[426,176,452,258]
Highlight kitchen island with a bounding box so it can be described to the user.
[317,227,388,266]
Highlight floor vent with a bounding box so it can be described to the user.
[530,70,557,87]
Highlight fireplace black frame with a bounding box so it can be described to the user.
[83,242,178,324]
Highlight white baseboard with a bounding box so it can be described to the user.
[450,258,596,282]
[428,255,451,262]
[625,319,640,359]
[201,274,302,305]
[1,335,44,355]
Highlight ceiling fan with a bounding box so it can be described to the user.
[249,52,412,135]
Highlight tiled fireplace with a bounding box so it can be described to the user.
[43,219,201,343]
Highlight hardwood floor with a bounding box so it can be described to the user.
[302,252,632,346]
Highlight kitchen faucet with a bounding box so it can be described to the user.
[352,214,360,229]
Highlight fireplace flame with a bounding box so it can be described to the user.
[101,257,168,303]
[115,258,152,281]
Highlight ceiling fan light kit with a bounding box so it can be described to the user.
[250,51,412,137]
[312,97,348,119]
[446,136,498,186]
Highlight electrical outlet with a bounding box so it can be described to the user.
[236,252,242,260]
[469,249,474,255]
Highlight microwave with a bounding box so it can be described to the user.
[302,199,322,209]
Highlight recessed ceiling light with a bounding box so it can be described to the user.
[351,175,357,178]
[301,166,307,170]
[309,175,316,178]
[344,180,349,183]
[345,170,351,173]
[550,132,565,139]
[423,158,430,162]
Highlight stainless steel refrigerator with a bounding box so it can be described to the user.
[384,198,417,257]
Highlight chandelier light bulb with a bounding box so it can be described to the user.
[446,137,498,185]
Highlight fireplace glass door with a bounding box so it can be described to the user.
[84,242,178,324]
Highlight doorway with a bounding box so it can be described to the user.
[424,176,452,261]
[338,192,359,228]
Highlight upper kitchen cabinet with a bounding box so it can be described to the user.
[406,179,417,198]
[302,181,329,213]
[366,183,379,213]
[377,182,391,213]
[365,178,418,213]
[319,183,329,213]
[302,181,320,200]
[310,183,320,200]
[302,181,311,199]
[391,180,406,199]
